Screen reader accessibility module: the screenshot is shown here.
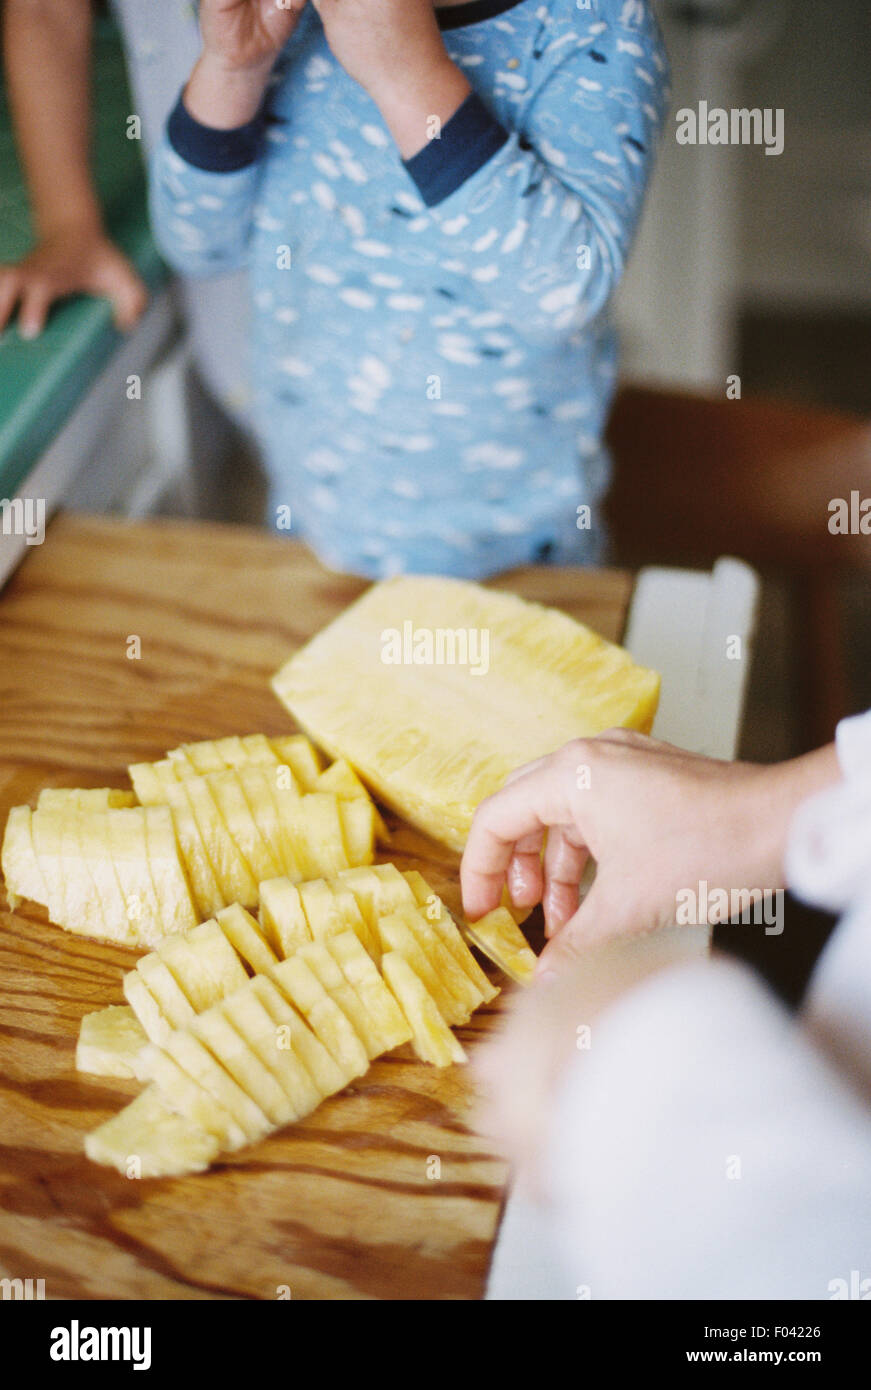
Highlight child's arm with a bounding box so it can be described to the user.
[461,730,841,974]
[148,0,307,277]
[0,0,147,336]
[318,0,671,345]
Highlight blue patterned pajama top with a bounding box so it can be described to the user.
[151,0,669,577]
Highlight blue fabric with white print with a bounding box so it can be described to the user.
[151,0,669,577]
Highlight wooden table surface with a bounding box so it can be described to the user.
[0,514,634,1301]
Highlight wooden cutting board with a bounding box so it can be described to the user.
[0,514,634,1301]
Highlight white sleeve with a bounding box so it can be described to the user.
[542,958,871,1300]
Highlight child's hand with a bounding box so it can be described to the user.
[0,225,148,338]
[312,0,448,100]
[461,730,840,974]
[199,0,307,74]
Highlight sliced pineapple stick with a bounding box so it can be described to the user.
[216,903,278,976]
[377,912,466,1027]
[337,798,376,868]
[193,1005,295,1128]
[249,975,346,1097]
[325,932,412,1053]
[327,883,379,960]
[297,793,350,878]
[123,970,170,1045]
[402,870,499,1003]
[270,956,368,1081]
[38,788,136,811]
[1,805,47,909]
[104,808,165,947]
[317,759,390,842]
[298,939,383,1059]
[297,878,347,940]
[269,776,308,878]
[208,769,282,886]
[258,877,312,957]
[140,1042,249,1151]
[76,1005,149,1080]
[211,736,252,769]
[157,922,247,1012]
[220,984,320,1119]
[397,906,485,1021]
[137,954,198,1031]
[163,1028,271,1145]
[337,864,416,934]
[239,734,281,767]
[61,811,107,940]
[85,1084,220,1177]
[381,952,467,1067]
[143,805,198,937]
[464,907,538,985]
[270,735,323,790]
[77,812,132,941]
[132,765,223,920]
[234,767,288,880]
[30,808,66,926]
[179,774,259,909]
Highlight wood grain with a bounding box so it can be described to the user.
[0,514,633,1300]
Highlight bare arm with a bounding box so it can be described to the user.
[1,0,146,334]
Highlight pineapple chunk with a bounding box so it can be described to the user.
[270,956,368,1080]
[258,877,312,957]
[376,911,466,1027]
[166,739,226,774]
[140,1043,248,1150]
[298,878,347,941]
[76,1005,148,1080]
[1,805,47,909]
[394,906,483,1021]
[193,1005,294,1127]
[325,932,412,1053]
[249,975,346,1097]
[300,793,351,878]
[77,812,130,938]
[337,865,416,933]
[220,984,320,1119]
[216,903,278,976]
[270,735,323,790]
[163,1029,271,1145]
[135,771,223,920]
[234,766,291,878]
[403,870,499,1003]
[381,952,467,1067]
[327,883,378,959]
[30,808,66,926]
[298,938,383,1059]
[272,576,660,852]
[61,812,105,940]
[465,907,538,985]
[37,788,136,811]
[84,1084,220,1177]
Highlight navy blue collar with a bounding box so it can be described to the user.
[437,0,530,30]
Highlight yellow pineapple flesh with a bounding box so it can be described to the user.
[272,575,660,851]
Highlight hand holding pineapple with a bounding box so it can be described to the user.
[461,730,842,974]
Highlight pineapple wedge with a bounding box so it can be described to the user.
[395,906,484,1021]
[143,805,198,936]
[130,765,223,920]
[193,1005,295,1127]
[381,952,467,1067]
[317,760,390,842]
[249,975,346,1097]
[122,970,169,1045]
[298,938,384,1059]
[140,1042,249,1151]
[271,735,323,790]
[465,907,538,985]
[258,877,312,957]
[157,921,247,1012]
[76,1005,149,1080]
[325,932,412,1054]
[270,956,369,1080]
[216,903,278,976]
[376,912,466,1027]
[220,984,321,1119]
[162,1029,271,1145]
[208,769,283,885]
[1,805,47,909]
[136,954,198,1031]
[403,870,499,1003]
[337,798,376,868]
[272,575,660,852]
[85,1084,220,1177]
